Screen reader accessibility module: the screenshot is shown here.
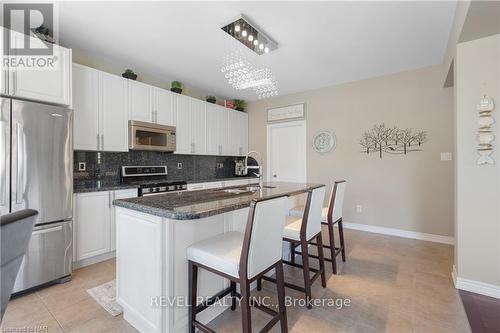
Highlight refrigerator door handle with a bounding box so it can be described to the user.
[0,120,6,206]
[16,122,24,204]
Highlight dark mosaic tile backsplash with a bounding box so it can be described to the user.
[74,151,255,183]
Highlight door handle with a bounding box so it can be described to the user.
[33,225,63,235]
[16,123,24,204]
[0,121,6,206]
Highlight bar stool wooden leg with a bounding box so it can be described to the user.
[316,234,327,288]
[240,278,252,333]
[327,222,338,274]
[257,277,262,291]
[338,219,346,262]
[188,261,198,333]
[275,260,288,333]
[290,242,296,264]
[300,239,313,309]
[230,281,237,311]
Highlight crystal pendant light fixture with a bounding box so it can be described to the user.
[221,14,277,55]
[221,50,278,99]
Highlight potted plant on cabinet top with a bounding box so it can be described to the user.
[122,69,138,80]
[171,81,183,94]
[206,96,216,104]
[233,99,246,112]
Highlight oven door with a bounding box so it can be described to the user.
[129,121,176,152]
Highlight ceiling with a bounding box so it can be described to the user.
[59,1,456,101]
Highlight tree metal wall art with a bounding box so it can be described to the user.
[359,124,427,158]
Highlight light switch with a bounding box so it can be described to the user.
[177,163,183,169]
[440,152,452,161]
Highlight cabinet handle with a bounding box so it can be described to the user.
[191,143,195,153]
[239,147,242,156]
[101,134,104,150]
[218,145,222,155]
[12,72,17,95]
[108,191,112,208]
[97,134,100,150]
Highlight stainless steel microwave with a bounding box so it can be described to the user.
[129,120,176,152]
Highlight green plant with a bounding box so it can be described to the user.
[125,69,135,74]
[171,81,183,89]
[233,99,246,110]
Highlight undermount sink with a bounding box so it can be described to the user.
[244,185,276,191]
[219,185,277,194]
[221,189,250,194]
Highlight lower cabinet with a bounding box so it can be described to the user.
[187,179,256,191]
[73,189,137,267]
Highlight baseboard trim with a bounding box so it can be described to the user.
[455,276,500,299]
[73,251,116,269]
[342,221,455,245]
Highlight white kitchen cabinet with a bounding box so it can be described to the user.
[154,88,174,125]
[173,94,191,154]
[73,65,128,152]
[6,33,72,106]
[173,94,206,154]
[73,64,99,151]
[228,110,248,156]
[73,189,138,266]
[73,191,111,261]
[129,80,153,123]
[99,71,129,152]
[206,104,229,155]
[190,98,207,154]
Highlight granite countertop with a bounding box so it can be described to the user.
[113,182,324,220]
[73,179,140,193]
[73,176,258,193]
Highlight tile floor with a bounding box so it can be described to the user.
[0,229,471,333]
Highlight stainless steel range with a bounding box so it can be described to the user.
[121,166,187,196]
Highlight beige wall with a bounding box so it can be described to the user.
[455,34,500,286]
[247,65,454,237]
[71,47,229,105]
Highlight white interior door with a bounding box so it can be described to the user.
[267,120,306,182]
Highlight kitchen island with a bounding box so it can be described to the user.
[113,182,323,333]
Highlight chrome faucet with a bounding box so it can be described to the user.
[244,150,263,188]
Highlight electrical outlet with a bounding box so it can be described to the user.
[356,205,362,213]
[440,152,452,161]
[78,162,86,171]
[217,163,224,169]
[177,163,183,169]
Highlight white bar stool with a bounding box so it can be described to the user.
[187,196,288,333]
[290,180,347,274]
[258,186,327,309]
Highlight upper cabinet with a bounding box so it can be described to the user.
[128,80,153,123]
[206,104,228,155]
[154,88,174,126]
[99,72,129,152]
[72,64,128,152]
[229,111,248,156]
[172,94,207,155]
[4,32,72,107]
[72,64,248,156]
[73,64,99,151]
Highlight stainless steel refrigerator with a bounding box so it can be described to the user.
[0,97,73,294]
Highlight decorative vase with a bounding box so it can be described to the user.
[206,99,216,104]
[171,87,182,94]
[235,107,244,112]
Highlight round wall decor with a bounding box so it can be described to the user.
[313,131,336,153]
